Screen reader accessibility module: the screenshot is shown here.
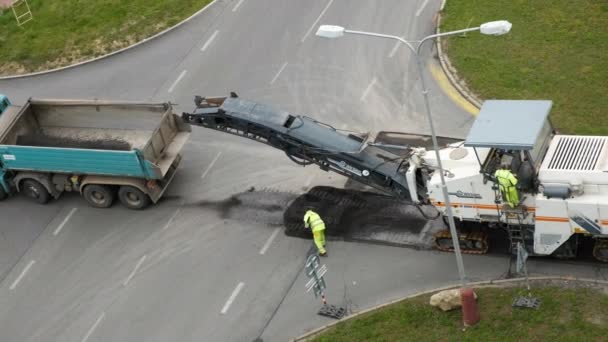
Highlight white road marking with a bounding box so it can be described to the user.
[388,40,401,58]
[270,62,288,85]
[201,151,222,179]
[301,0,334,42]
[415,0,430,17]
[81,312,105,342]
[123,255,147,286]
[360,77,377,101]
[53,208,78,236]
[304,175,315,188]
[162,207,182,230]
[168,70,187,93]
[200,30,219,51]
[9,260,35,290]
[221,282,245,314]
[232,0,246,12]
[259,227,281,255]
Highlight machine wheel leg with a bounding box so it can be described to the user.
[593,240,608,262]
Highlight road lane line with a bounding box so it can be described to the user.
[82,312,105,342]
[232,0,246,12]
[301,0,334,42]
[360,77,377,101]
[259,228,281,255]
[9,260,35,290]
[388,40,401,58]
[168,70,187,93]
[123,255,147,286]
[270,62,288,85]
[201,151,222,179]
[162,207,182,230]
[200,30,219,52]
[53,208,78,236]
[415,0,430,17]
[428,62,479,115]
[221,282,245,314]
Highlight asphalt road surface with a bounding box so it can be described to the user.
[1,1,606,341]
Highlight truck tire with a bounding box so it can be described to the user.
[83,184,115,208]
[21,179,50,204]
[118,186,150,210]
[0,186,7,201]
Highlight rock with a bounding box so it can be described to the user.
[430,289,478,311]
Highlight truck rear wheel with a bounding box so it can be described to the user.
[83,184,115,208]
[21,179,50,204]
[118,186,150,210]
[0,186,7,201]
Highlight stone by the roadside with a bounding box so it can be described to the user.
[430,289,477,311]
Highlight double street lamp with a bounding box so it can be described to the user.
[316,20,512,287]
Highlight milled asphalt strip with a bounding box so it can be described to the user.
[221,282,245,314]
[415,0,430,17]
[301,0,334,42]
[232,0,246,12]
[270,62,288,85]
[81,312,105,342]
[53,208,78,236]
[201,151,222,179]
[123,255,147,286]
[200,30,219,52]
[360,77,377,101]
[9,260,35,290]
[259,228,281,255]
[168,70,187,93]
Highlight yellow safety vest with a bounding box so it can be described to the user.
[304,210,325,232]
[495,169,518,191]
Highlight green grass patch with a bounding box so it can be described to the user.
[440,0,608,135]
[0,0,212,75]
[313,286,608,342]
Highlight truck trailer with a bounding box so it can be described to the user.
[0,96,190,209]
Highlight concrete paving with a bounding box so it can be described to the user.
[1,0,603,342]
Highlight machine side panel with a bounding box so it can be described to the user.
[534,197,573,255]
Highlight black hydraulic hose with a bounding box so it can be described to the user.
[415,203,442,220]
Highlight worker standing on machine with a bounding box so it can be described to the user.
[304,209,327,257]
[495,163,519,208]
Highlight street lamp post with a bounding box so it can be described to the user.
[316,20,512,287]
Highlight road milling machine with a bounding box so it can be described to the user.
[183,93,608,261]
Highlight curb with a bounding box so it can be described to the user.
[434,4,483,109]
[292,275,608,341]
[0,0,219,80]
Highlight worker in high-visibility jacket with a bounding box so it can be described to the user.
[304,209,327,256]
[495,163,519,208]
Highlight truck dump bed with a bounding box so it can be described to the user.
[0,99,191,179]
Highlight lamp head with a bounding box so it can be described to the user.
[316,25,345,38]
[479,20,512,36]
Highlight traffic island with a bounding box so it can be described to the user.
[294,277,608,341]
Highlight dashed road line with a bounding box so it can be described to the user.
[259,228,281,255]
[201,151,222,180]
[415,0,430,17]
[360,77,377,101]
[232,0,246,12]
[81,312,105,342]
[270,62,288,85]
[221,282,245,314]
[9,260,35,290]
[123,255,147,286]
[301,0,334,42]
[200,30,219,52]
[168,70,187,93]
[162,207,182,230]
[53,208,78,236]
[388,40,402,58]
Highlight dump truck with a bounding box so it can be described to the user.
[0,95,190,209]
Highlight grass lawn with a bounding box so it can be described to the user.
[0,0,212,75]
[440,0,608,135]
[313,286,608,342]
